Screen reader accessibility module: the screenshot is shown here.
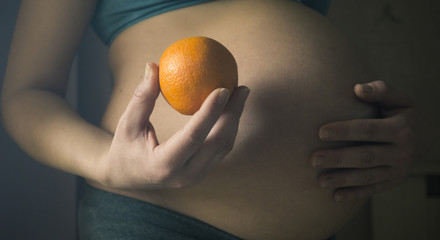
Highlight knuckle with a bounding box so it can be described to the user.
[132,87,148,103]
[186,129,207,146]
[133,84,155,104]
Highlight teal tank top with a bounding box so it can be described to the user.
[91,0,331,46]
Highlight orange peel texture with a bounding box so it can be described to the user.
[159,36,238,115]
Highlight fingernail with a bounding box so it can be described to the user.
[319,128,335,140]
[241,87,250,102]
[313,154,326,168]
[359,84,373,94]
[217,88,230,105]
[144,63,151,81]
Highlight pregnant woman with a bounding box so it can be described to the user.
[1,0,414,239]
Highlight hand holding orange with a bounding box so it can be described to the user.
[159,36,238,115]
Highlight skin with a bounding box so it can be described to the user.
[313,80,414,201]
[1,0,414,239]
[102,63,250,190]
[1,0,249,191]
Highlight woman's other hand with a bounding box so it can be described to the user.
[312,81,414,201]
[100,63,250,190]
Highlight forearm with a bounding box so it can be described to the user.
[1,88,111,182]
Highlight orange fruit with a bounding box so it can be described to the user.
[159,36,238,115]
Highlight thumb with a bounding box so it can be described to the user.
[117,62,160,138]
[354,80,412,109]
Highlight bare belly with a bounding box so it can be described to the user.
[94,1,377,239]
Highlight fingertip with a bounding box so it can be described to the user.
[354,81,388,103]
[217,88,230,106]
[241,86,250,101]
[232,86,250,105]
[360,83,374,94]
[145,62,152,79]
[148,62,160,80]
[354,83,374,99]
[319,127,335,140]
[143,62,155,83]
[232,86,251,113]
[354,83,363,94]
[134,64,159,100]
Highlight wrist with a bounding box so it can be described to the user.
[85,129,113,186]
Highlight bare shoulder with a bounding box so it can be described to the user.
[2,0,97,98]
